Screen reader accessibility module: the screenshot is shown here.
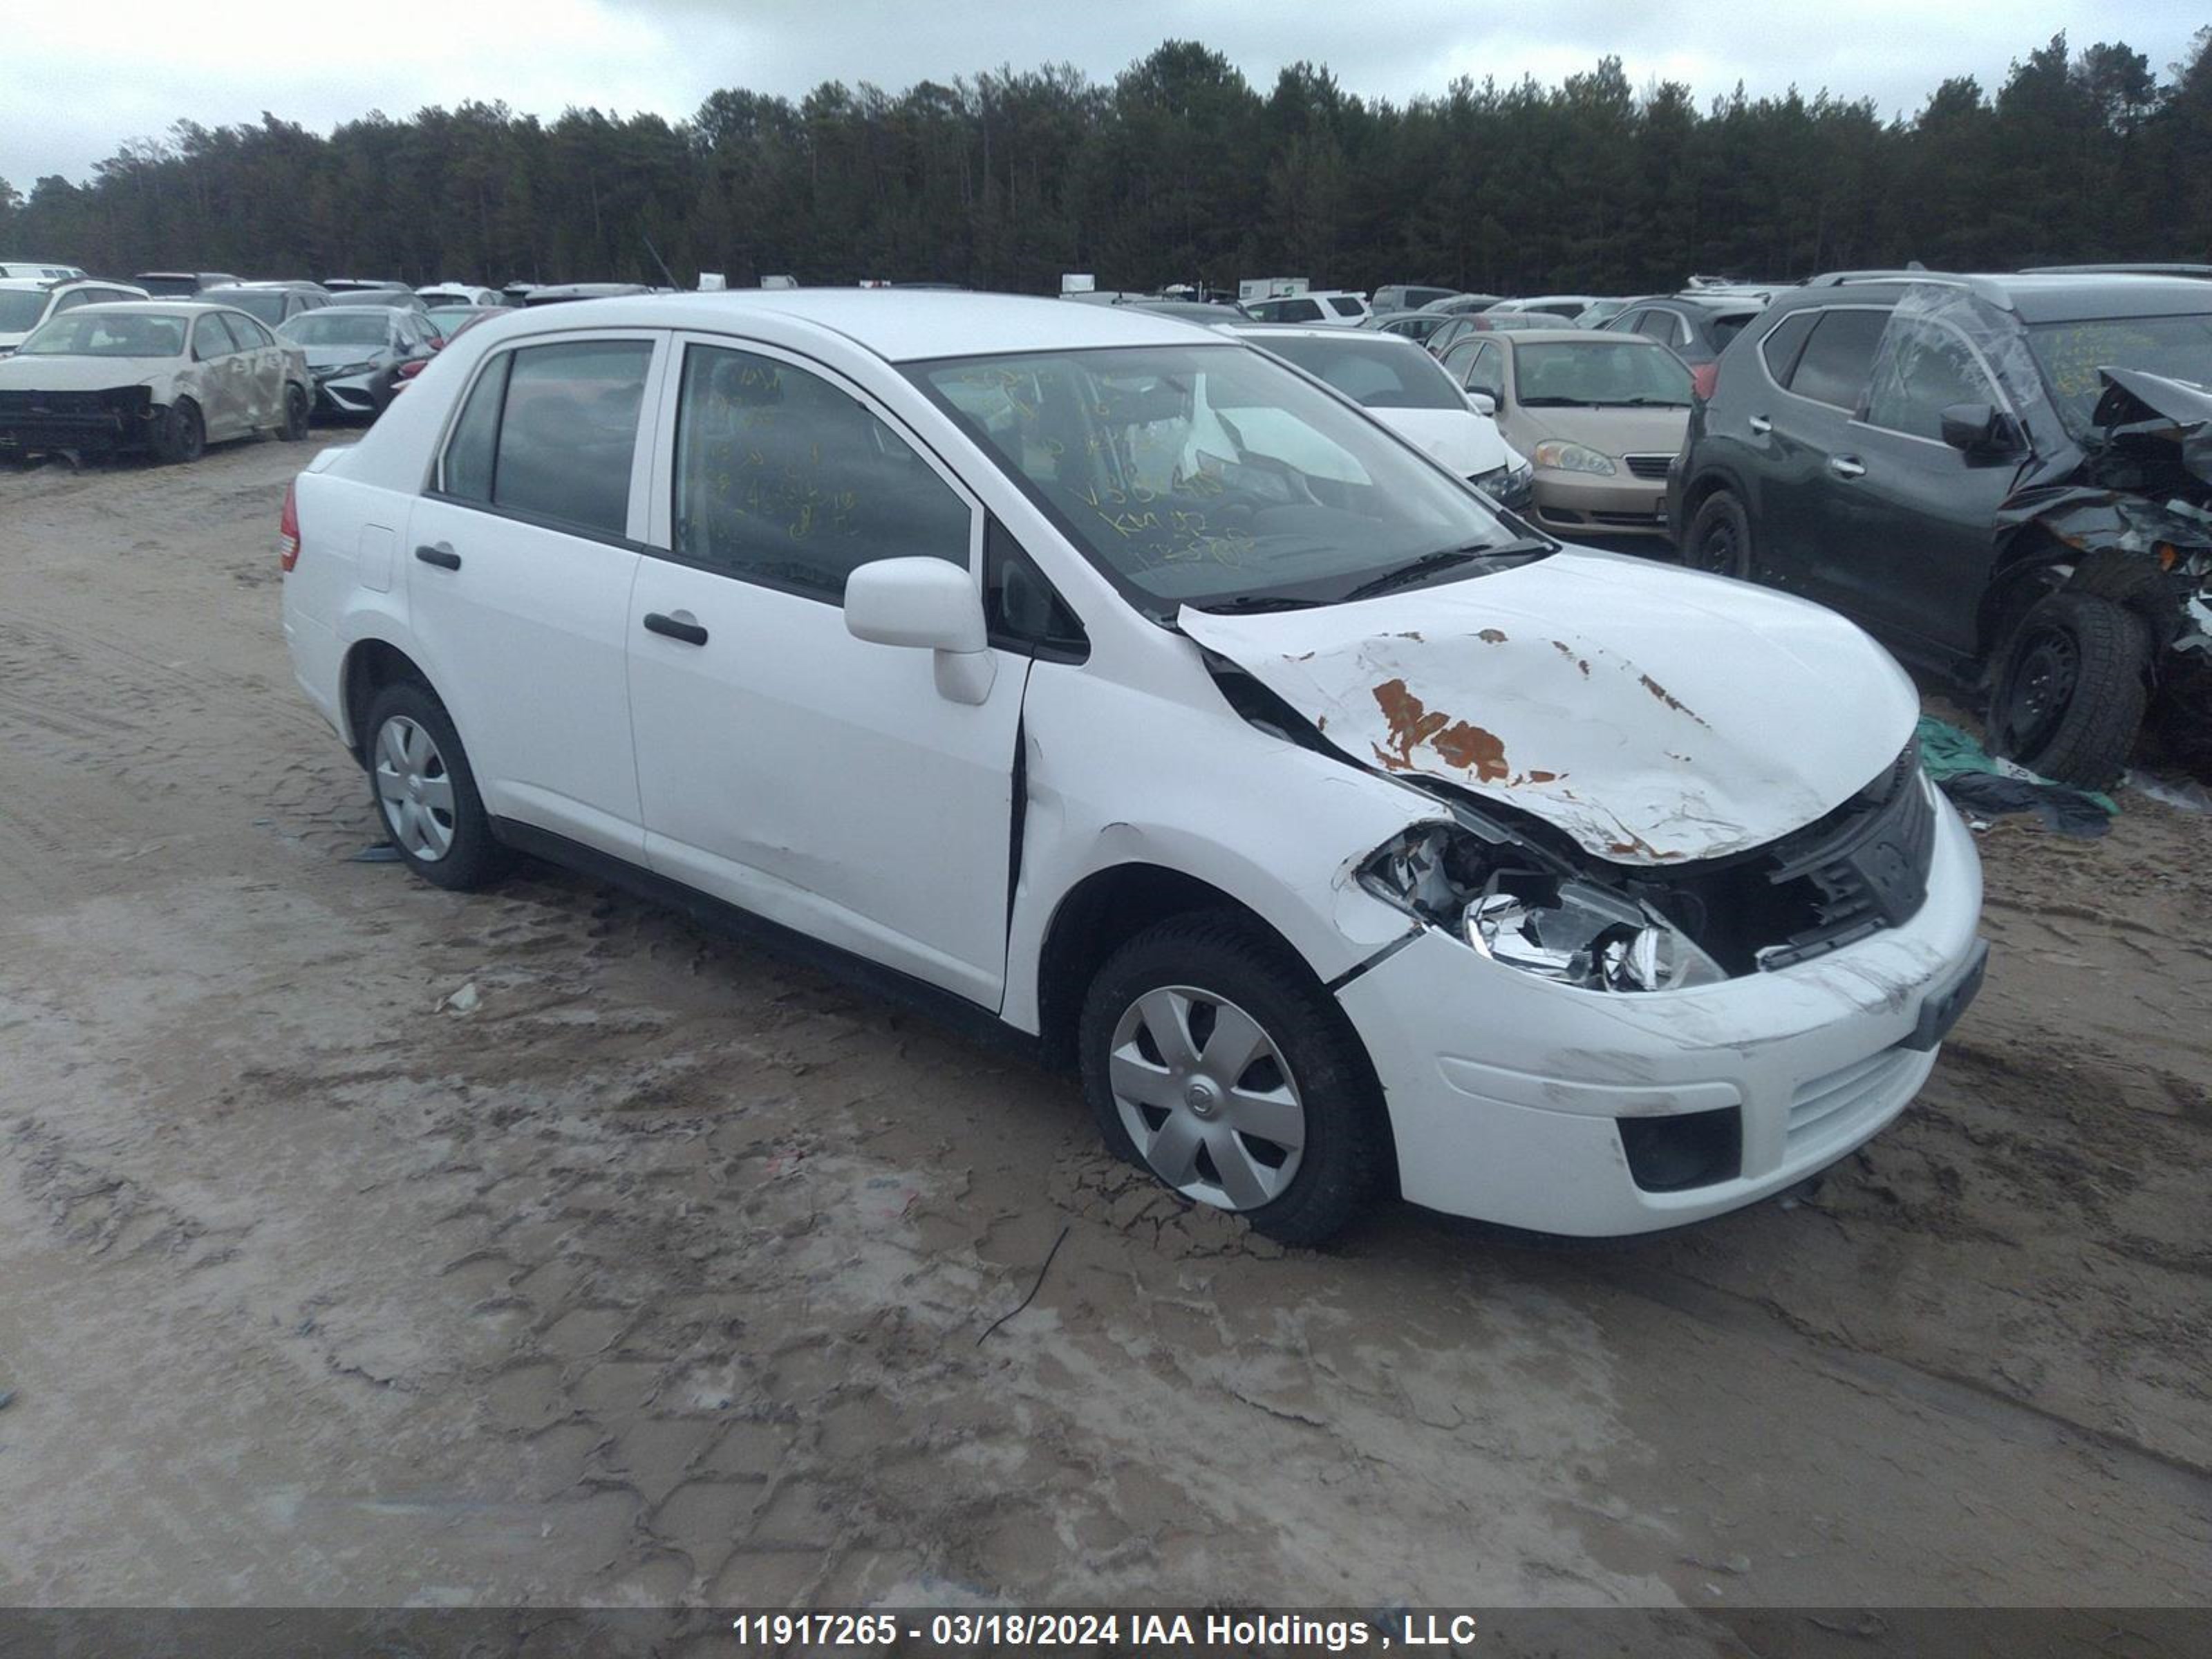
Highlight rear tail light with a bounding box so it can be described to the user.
[279,479,301,572]
[1691,362,1719,401]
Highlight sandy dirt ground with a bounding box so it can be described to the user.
[1,438,2209,1625]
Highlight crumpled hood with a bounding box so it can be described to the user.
[1179,550,1918,865]
[0,354,169,392]
[2092,366,2212,483]
[1370,406,1508,476]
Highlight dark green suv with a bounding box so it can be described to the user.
[1668,270,2212,789]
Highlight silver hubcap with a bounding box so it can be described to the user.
[373,715,457,861]
[1108,986,1306,1212]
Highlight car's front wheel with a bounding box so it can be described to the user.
[362,681,514,891]
[1078,912,1387,1246]
[1683,489,1752,579]
[1987,592,2150,790]
[154,399,204,465]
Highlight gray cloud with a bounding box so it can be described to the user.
[3,0,2202,189]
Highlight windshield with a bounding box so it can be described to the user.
[914,344,1537,614]
[214,290,286,325]
[0,290,48,332]
[1253,334,1465,411]
[1513,340,1694,406]
[2027,314,2212,435]
[281,312,393,348]
[19,311,185,357]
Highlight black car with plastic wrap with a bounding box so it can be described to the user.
[1668,270,2212,788]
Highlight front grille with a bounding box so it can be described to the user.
[1787,1045,1921,1154]
[1622,453,1674,480]
[0,388,111,415]
[1758,747,1936,969]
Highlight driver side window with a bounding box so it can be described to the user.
[191,315,232,359]
[672,344,971,603]
[1463,344,1504,402]
[1864,318,2000,442]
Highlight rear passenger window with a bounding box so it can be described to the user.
[1783,309,1887,410]
[1758,310,1819,385]
[440,351,510,503]
[672,344,970,602]
[491,339,651,538]
[1327,296,1365,317]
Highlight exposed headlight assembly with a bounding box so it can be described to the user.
[1359,823,1725,993]
[1471,459,1535,509]
[1531,440,1616,476]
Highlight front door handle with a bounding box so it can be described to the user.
[643,611,709,646]
[414,543,461,570]
[1747,414,1772,435]
[1827,456,1866,480]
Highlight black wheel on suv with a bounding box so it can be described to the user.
[360,681,516,891]
[1987,592,2150,791]
[1078,911,1387,1246]
[1683,489,1752,579]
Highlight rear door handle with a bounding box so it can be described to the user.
[643,611,709,646]
[1827,456,1866,480]
[1747,414,1772,435]
[414,543,461,570]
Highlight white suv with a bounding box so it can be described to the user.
[281,292,1986,1244]
[1244,290,1372,327]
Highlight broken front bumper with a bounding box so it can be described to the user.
[1335,794,1986,1235]
[0,386,154,452]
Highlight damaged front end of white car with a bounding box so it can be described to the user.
[1183,550,1943,997]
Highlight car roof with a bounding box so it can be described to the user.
[467,290,1222,361]
[1795,270,2212,324]
[1227,322,1413,345]
[1489,327,1658,345]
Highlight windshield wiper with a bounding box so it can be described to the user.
[1187,594,1324,615]
[1515,395,1587,407]
[1337,539,1549,603]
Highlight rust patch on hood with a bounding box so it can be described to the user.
[1638,673,1709,727]
[1371,678,1511,781]
[1553,640,1591,677]
[1478,628,1507,644]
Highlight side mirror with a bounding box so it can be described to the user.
[843,556,995,704]
[1467,391,1497,417]
[1940,402,2010,455]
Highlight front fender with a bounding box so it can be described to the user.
[1002,665,1430,1035]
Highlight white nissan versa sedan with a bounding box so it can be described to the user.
[280,292,1987,1244]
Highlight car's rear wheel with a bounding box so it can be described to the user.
[1987,592,2150,790]
[362,681,514,891]
[1683,489,1752,579]
[1078,912,1386,1246]
[155,399,204,465]
[279,383,310,441]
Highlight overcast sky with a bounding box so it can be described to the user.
[3,0,2203,189]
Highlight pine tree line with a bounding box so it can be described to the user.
[1,31,2203,296]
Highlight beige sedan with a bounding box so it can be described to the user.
[0,301,312,463]
[1438,328,1692,539]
